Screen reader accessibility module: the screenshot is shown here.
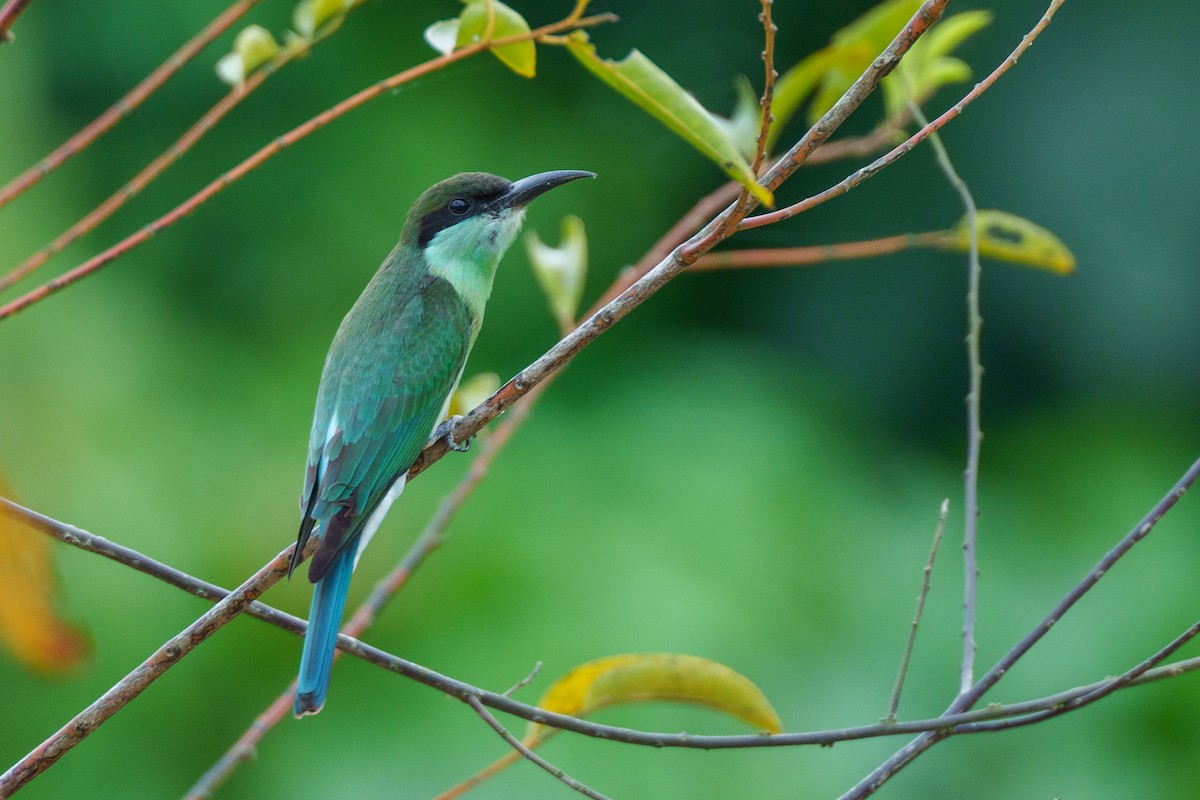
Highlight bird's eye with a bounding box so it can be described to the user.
[447,197,472,215]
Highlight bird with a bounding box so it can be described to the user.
[290,169,594,716]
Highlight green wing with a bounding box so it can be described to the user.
[296,273,472,580]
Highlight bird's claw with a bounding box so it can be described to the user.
[434,415,472,452]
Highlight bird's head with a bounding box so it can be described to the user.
[401,170,595,260]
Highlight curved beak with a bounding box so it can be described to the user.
[496,169,596,210]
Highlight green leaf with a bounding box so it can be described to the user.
[808,0,923,123]
[883,10,992,117]
[951,210,1076,275]
[457,0,536,78]
[566,32,772,206]
[215,25,281,85]
[527,653,783,744]
[767,46,845,153]
[526,215,588,331]
[716,76,762,161]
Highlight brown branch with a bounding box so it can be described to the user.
[690,231,947,271]
[0,0,260,210]
[0,51,287,294]
[0,0,33,43]
[0,9,616,322]
[751,0,777,174]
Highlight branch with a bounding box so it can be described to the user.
[908,96,983,695]
[0,0,260,209]
[888,499,948,722]
[0,9,616,321]
[750,0,777,175]
[0,497,308,637]
[0,0,33,43]
[841,446,1197,798]
[5,455,1200,773]
[690,231,949,271]
[466,696,612,800]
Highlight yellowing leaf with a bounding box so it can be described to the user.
[457,0,536,78]
[951,210,1076,275]
[526,215,588,331]
[447,372,501,418]
[0,481,89,674]
[527,653,783,744]
[566,32,772,206]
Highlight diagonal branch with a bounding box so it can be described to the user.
[0,545,294,794]
[0,0,260,210]
[466,695,613,800]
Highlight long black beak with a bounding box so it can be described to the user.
[497,169,596,210]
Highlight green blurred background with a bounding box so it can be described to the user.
[2,1,1199,797]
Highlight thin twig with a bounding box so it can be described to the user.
[504,661,543,697]
[888,499,949,722]
[0,0,260,210]
[0,0,33,43]
[751,0,777,174]
[0,9,616,322]
[908,96,982,696]
[466,696,613,800]
[691,231,949,271]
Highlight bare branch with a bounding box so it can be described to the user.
[0,545,293,794]
[466,696,612,800]
[751,0,777,174]
[0,0,260,210]
[888,499,949,722]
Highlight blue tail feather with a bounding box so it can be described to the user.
[295,537,357,717]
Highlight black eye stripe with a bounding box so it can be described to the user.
[416,188,508,248]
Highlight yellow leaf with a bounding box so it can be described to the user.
[457,0,536,78]
[527,653,783,744]
[293,0,345,39]
[951,210,1076,275]
[566,32,772,206]
[0,480,89,674]
[216,25,281,85]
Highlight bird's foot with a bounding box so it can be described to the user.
[434,415,472,453]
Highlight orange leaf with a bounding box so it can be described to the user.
[0,477,89,673]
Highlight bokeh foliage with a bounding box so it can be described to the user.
[1,1,1199,797]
